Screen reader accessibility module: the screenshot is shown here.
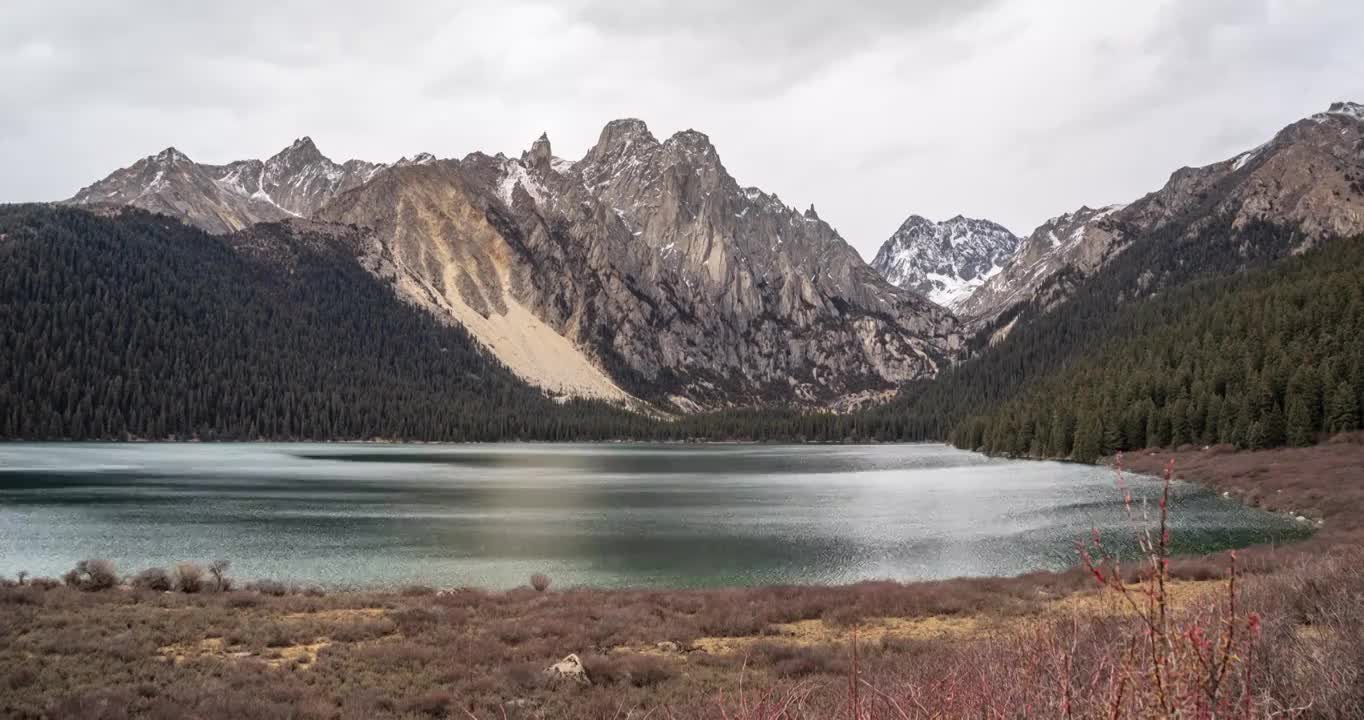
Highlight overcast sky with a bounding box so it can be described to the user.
[3,0,1362,259]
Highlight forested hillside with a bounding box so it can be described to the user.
[2,205,1358,448]
[0,205,650,441]
[951,238,1364,461]
[859,217,1311,442]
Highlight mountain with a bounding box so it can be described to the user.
[860,101,1364,442]
[954,205,1124,326]
[870,214,1021,309]
[959,101,1364,329]
[952,234,1364,461]
[67,138,388,234]
[0,204,647,441]
[68,122,959,411]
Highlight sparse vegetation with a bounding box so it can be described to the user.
[173,563,205,594]
[208,559,232,592]
[132,567,172,592]
[61,559,118,592]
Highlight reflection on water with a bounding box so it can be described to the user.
[0,443,1309,589]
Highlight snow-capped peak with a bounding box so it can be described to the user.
[152,147,192,166]
[394,152,437,166]
[871,214,1021,309]
[1320,101,1364,122]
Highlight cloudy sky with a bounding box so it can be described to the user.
[3,0,1362,259]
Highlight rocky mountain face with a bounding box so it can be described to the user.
[64,102,1363,411]
[959,101,1364,329]
[954,205,1124,325]
[68,123,958,411]
[870,215,1020,309]
[67,138,388,234]
[319,122,958,410]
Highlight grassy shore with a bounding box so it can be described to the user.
[3,437,1363,719]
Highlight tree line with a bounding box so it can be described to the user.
[950,237,1364,461]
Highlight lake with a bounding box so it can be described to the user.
[0,443,1308,589]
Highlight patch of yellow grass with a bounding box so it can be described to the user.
[1047,579,1224,617]
[638,579,1230,657]
[261,640,330,669]
[158,636,332,670]
[156,607,397,670]
[280,607,387,622]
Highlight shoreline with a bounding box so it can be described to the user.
[2,439,1337,593]
[4,438,1361,717]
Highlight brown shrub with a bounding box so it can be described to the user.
[403,690,454,718]
[400,585,435,596]
[64,559,119,592]
[29,577,61,591]
[172,563,204,593]
[529,573,551,592]
[391,607,441,636]
[132,567,172,592]
[207,560,231,592]
[6,666,37,690]
[752,641,842,678]
[0,585,44,605]
[224,592,261,609]
[579,653,673,687]
[250,580,289,596]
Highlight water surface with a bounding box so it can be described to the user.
[0,443,1307,588]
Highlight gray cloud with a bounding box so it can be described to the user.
[1,0,1361,256]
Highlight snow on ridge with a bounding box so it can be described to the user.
[497,160,546,207]
[1318,101,1364,123]
[872,214,1022,308]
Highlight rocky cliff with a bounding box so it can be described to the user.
[319,123,959,409]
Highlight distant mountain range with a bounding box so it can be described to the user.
[52,101,1364,420]
[66,122,956,411]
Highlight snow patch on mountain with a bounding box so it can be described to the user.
[870,214,1021,309]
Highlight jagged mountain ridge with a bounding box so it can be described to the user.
[62,101,1364,411]
[69,122,959,410]
[870,215,1021,309]
[67,138,422,234]
[319,122,959,409]
[959,101,1364,329]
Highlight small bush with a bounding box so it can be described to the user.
[251,580,289,597]
[403,689,453,718]
[582,653,674,688]
[29,577,60,591]
[65,559,118,591]
[530,573,551,592]
[207,560,231,592]
[132,567,172,592]
[0,586,44,605]
[173,563,204,593]
[6,666,37,690]
[225,592,261,609]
